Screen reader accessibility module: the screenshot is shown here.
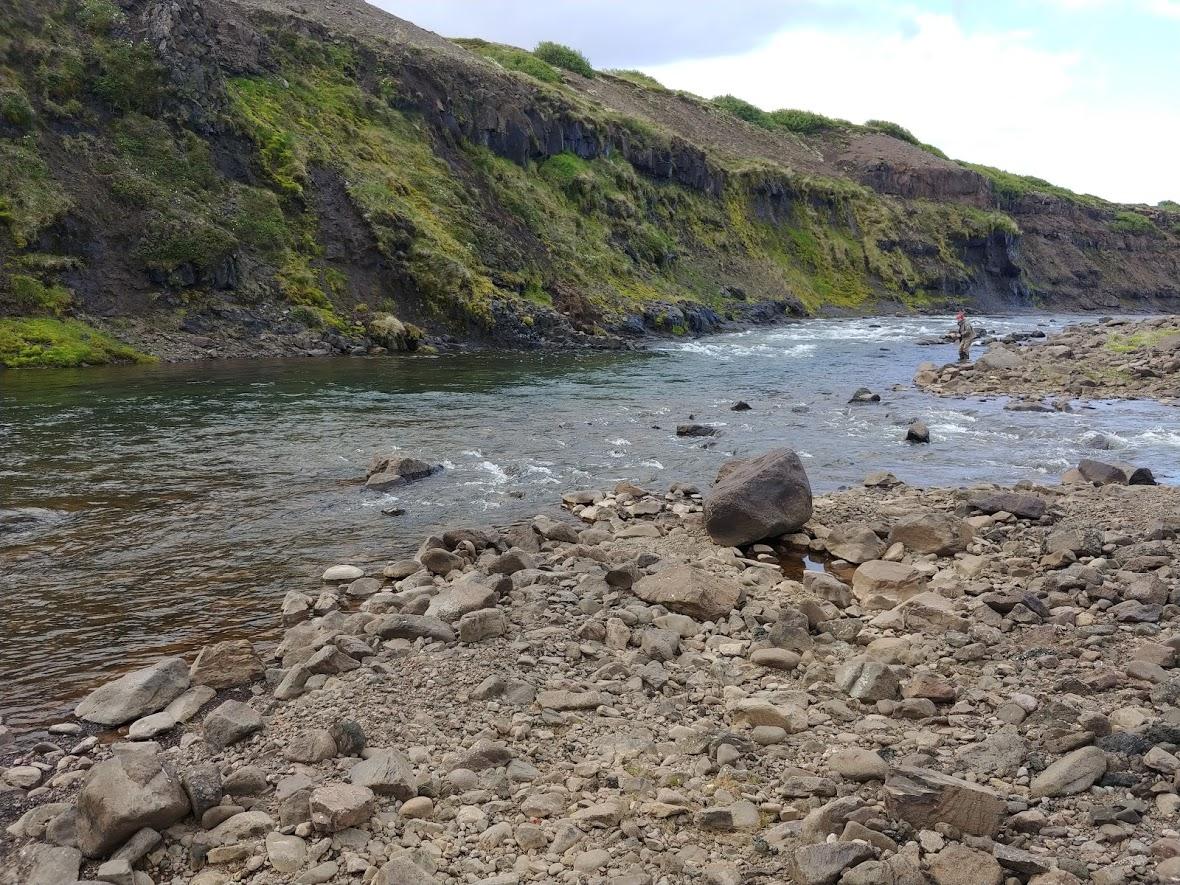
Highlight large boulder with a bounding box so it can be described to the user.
[968,492,1047,520]
[887,512,973,556]
[976,347,1026,370]
[1030,746,1107,797]
[884,766,1004,837]
[190,640,264,690]
[366,455,440,491]
[75,658,191,726]
[631,565,740,621]
[703,449,813,547]
[76,752,190,857]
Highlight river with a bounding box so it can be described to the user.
[2,314,1177,731]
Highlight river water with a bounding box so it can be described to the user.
[2,314,1177,731]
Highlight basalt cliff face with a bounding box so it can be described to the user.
[1,0,1178,365]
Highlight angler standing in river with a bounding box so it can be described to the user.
[956,311,976,361]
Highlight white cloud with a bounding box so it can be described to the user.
[644,13,1180,203]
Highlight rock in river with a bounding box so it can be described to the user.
[703,448,813,547]
[74,657,191,727]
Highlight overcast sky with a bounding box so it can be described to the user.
[372,1,1179,204]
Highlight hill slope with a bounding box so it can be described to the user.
[1,0,1178,366]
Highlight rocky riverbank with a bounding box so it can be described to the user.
[915,316,1180,405]
[3,459,1180,885]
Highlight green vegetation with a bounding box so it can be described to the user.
[533,41,594,78]
[89,38,163,114]
[0,317,149,367]
[768,108,844,135]
[1106,328,1171,353]
[1110,210,1159,236]
[964,163,1107,209]
[0,139,73,248]
[455,39,561,84]
[1159,199,1180,211]
[606,69,665,90]
[6,273,71,314]
[0,86,35,130]
[77,0,126,33]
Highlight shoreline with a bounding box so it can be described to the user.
[916,315,1180,406]
[3,305,1155,373]
[3,462,1180,883]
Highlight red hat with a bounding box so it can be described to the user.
[956,311,965,320]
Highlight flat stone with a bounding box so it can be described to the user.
[74,658,191,726]
[76,753,190,857]
[349,750,415,800]
[884,766,1005,837]
[851,561,926,610]
[631,564,740,621]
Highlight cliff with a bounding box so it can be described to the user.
[1,0,1178,366]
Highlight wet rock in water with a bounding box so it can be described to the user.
[322,564,364,582]
[189,639,264,689]
[1076,458,1157,486]
[824,522,885,564]
[968,491,1047,520]
[905,420,930,443]
[730,400,751,411]
[703,448,813,546]
[848,387,881,403]
[676,423,718,437]
[884,766,1005,836]
[365,454,441,491]
[887,512,973,555]
[74,657,191,727]
[630,564,740,621]
[76,751,191,857]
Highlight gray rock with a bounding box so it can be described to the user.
[309,783,375,833]
[791,841,876,885]
[887,512,973,555]
[703,448,814,546]
[884,766,1004,837]
[425,583,496,622]
[458,608,507,643]
[189,640,264,689]
[968,491,1047,520]
[1030,746,1107,797]
[419,548,463,575]
[26,844,82,885]
[834,659,901,701]
[74,658,191,726]
[76,753,190,857]
[349,750,415,799]
[367,614,455,643]
[825,523,885,564]
[203,700,263,750]
[631,565,740,621]
[181,764,223,819]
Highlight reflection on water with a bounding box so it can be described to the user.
[2,315,1177,729]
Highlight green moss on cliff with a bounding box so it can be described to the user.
[454,39,561,84]
[0,317,149,367]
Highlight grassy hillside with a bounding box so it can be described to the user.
[0,0,1176,367]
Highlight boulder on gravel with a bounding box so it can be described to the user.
[887,512,973,555]
[703,448,813,546]
[1030,746,1107,797]
[350,750,415,800]
[631,565,740,621]
[203,700,263,750]
[74,658,190,726]
[851,560,926,610]
[190,640,264,690]
[884,766,1005,837]
[310,783,376,833]
[968,492,1047,520]
[825,523,885,564]
[77,752,190,857]
[791,842,876,885]
[976,347,1026,370]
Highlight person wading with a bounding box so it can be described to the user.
[955,311,975,361]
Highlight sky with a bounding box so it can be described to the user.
[372,1,1180,204]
